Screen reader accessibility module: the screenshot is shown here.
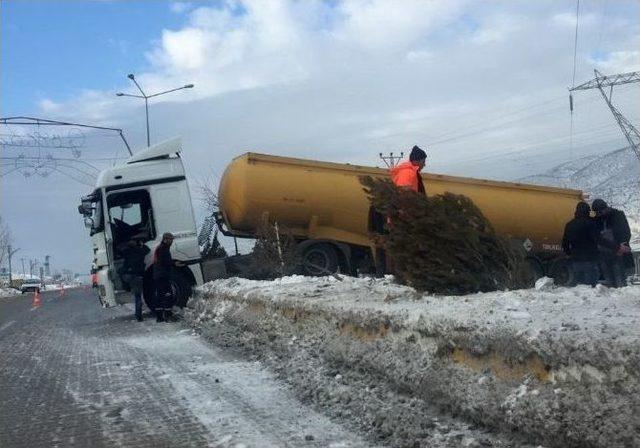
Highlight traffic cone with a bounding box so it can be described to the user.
[32,290,42,308]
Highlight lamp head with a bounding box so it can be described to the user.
[116,92,124,96]
[184,84,194,89]
[127,74,135,80]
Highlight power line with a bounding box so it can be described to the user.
[569,0,581,161]
[571,0,581,88]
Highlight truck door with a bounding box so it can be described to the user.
[105,188,156,302]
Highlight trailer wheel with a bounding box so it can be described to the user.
[549,258,572,286]
[302,243,339,276]
[521,257,545,287]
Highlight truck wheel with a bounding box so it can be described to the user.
[302,243,339,276]
[171,270,193,308]
[143,275,157,313]
[521,257,544,287]
[549,258,572,286]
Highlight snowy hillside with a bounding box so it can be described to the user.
[519,147,640,248]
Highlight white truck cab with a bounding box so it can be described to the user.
[79,138,205,309]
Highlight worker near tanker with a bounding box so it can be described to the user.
[373,145,428,275]
[390,145,427,195]
[591,199,633,288]
[561,202,600,287]
[153,232,184,322]
[119,236,150,321]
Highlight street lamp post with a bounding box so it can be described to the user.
[116,74,194,147]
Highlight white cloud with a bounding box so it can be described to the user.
[170,2,192,14]
[469,14,523,45]
[590,49,640,73]
[35,0,640,179]
[333,0,465,51]
[551,11,596,28]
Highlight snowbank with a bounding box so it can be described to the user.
[0,287,19,298]
[191,275,640,448]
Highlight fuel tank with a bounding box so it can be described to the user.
[218,153,582,251]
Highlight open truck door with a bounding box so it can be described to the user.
[79,190,118,307]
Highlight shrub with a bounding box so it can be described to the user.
[361,176,528,294]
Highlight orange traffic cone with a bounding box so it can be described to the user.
[32,290,42,308]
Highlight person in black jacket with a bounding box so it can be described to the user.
[153,232,183,322]
[120,237,150,321]
[592,198,633,288]
[562,202,600,286]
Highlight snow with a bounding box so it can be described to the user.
[199,274,640,340]
[114,322,371,447]
[534,276,554,291]
[0,287,19,298]
[193,275,640,447]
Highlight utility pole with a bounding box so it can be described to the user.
[379,152,404,168]
[570,70,640,162]
[7,245,19,287]
[20,257,26,276]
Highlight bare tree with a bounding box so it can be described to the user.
[195,177,227,259]
[0,216,11,268]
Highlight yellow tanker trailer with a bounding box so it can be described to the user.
[217,152,583,280]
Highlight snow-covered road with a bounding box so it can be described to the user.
[0,288,370,447]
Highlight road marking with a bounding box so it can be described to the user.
[0,320,16,333]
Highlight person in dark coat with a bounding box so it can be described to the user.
[119,237,150,321]
[592,198,633,288]
[562,202,600,286]
[153,232,177,322]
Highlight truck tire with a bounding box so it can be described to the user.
[143,274,157,313]
[549,258,572,286]
[521,256,545,287]
[302,243,339,276]
[171,270,193,308]
[143,269,193,312]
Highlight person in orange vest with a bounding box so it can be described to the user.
[390,145,427,195]
[372,146,427,276]
[91,269,98,288]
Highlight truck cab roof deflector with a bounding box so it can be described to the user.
[127,137,182,164]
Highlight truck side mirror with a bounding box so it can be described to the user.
[78,201,93,216]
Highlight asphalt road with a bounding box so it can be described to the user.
[0,288,369,448]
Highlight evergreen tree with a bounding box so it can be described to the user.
[360,176,528,294]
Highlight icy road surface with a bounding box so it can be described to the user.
[0,287,370,447]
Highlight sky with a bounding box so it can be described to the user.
[1,0,639,274]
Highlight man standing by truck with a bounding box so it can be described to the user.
[119,237,150,321]
[390,145,427,195]
[592,199,633,288]
[562,202,599,286]
[153,232,181,322]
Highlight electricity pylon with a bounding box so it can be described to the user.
[570,70,640,161]
[379,152,404,168]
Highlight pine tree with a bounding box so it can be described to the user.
[360,176,528,294]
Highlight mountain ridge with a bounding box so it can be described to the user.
[519,147,640,248]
